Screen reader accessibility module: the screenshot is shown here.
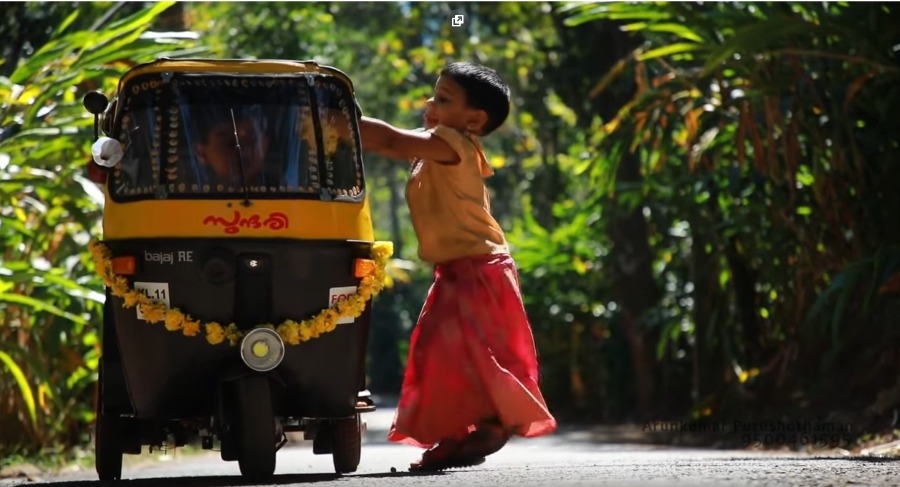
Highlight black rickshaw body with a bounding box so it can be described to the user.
[87,59,381,480]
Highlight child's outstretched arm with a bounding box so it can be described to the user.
[359,116,460,164]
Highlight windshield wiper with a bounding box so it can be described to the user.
[230,108,252,207]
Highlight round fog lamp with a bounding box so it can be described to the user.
[240,328,285,372]
[251,340,269,358]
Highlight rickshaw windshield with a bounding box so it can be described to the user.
[109,73,363,201]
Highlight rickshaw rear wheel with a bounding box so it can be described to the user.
[331,414,362,474]
[235,375,277,480]
[94,413,124,481]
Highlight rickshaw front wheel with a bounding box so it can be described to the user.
[235,375,277,480]
[94,413,123,481]
[331,414,362,474]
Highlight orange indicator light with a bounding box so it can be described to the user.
[111,256,136,275]
[353,258,376,278]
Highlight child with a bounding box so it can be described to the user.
[359,62,557,471]
[194,111,269,187]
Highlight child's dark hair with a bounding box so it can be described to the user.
[440,62,510,135]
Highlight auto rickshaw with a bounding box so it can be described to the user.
[82,58,391,481]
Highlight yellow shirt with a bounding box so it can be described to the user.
[406,125,509,264]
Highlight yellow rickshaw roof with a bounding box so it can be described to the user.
[117,58,356,94]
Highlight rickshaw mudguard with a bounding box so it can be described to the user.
[102,237,373,421]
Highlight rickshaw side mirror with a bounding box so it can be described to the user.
[84,91,109,116]
[83,91,112,184]
[83,91,109,141]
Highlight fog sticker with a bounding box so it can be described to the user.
[329,286,358,324]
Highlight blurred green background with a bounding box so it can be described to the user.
[2,0,900,464]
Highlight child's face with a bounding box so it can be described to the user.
[423,76,487,134]
[196,118,269,184]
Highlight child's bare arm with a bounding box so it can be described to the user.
[359,116,460,164]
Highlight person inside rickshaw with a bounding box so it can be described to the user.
[189,103,358,195]
[193,109,271,188]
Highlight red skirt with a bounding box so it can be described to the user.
[387,253,557,448]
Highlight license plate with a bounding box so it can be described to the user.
[133,282,170,319]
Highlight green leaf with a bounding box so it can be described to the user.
[0,292,88,325]
[91,1,176,38]
[863,247,888,317]
[796,168,815,186]
[53,9,80,37]
[817,260,871,341]
[0,350,37,427]
[563,2,671,26]
[637,42,706,61]
[701,16,818,76]
[624,22,706,43]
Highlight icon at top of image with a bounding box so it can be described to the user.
[450,11,466,28]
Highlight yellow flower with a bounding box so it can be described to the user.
[165,311,185,331]
[299,324,314,342]
[337,298,361,317]
[206,323,225,345]
[183,320,201,337]
[140,304,167,323]
[326,308,340,322]
[277,322,300,345]
[123,292,141,308]
[224,324,243,346]
[372,242,394,260]
[113,276,129,289]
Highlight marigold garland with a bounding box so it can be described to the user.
[89,240,393,346]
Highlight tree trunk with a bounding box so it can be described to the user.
[548,9,657,417]
[608,152,661,418]
[690,211,722,403]
[724,236,761,365]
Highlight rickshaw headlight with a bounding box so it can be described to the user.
[240,328,285,372]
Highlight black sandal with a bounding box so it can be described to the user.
[409,439,486,472]
[459,419,511,458]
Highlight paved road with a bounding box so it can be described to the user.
[6,400,900,486]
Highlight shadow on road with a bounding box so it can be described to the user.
[29,472,440,486]
[23,474,338,487]
[28,470,458,486]
[358,395,867,453]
